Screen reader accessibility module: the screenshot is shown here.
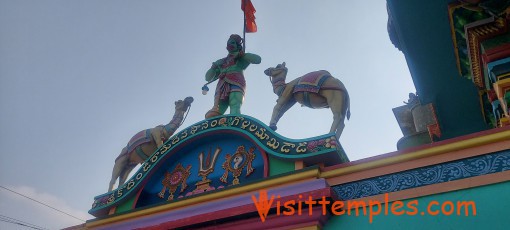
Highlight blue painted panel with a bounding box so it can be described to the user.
[90,115,347,217]
[332,149,510,200]
[135,132,266,209]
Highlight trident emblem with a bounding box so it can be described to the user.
[194,147,221,192]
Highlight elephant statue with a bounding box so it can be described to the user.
[108,96,194,192]
[264,62,350,139]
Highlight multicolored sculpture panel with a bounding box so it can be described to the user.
[108,97,194,192]
[264,62,350,139]
[204,34,261,118]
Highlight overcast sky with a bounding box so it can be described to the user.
[0,1,415,229]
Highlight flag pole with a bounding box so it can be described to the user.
[243,0,246,52]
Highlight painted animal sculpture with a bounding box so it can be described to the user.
[108,97,194,192]
[264,62,350,139]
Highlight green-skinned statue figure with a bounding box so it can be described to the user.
[204,34,261,118]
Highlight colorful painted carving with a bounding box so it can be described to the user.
[108,96,194,192]
[204,34,261,118]
[158,163,192,201]
[264,62,351,139]
[447,3,510,128]
[91,115,347,215]
[220,145,256,185]
[194,147,222,193]
[306,137,338,152]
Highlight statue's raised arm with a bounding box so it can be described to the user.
[204,34,261,118]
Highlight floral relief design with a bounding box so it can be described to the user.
[333,150,510,200]
[307,138,337,152]
[158,163,192,201]
[220,145,256,185]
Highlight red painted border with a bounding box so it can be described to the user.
[198,206,328,230]
[146,188,331,229]
[482,43,510,63]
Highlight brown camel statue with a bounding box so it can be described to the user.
[264,62,350,139]
[108,97,193,192]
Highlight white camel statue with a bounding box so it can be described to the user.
[108,97,193,192]
[264,62,350,139]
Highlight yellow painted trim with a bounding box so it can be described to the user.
[86,168,320,228]
[497,72,510,81]
[479,89,487,122]
[86,129,509,228]
[448,3,464,76]
[293,226,320,230]
[321,129,510,179]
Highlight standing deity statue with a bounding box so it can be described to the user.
[204,34,261,118]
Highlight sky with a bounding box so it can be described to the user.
[0,1,415,229]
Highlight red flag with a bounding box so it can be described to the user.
[242,0,257,33]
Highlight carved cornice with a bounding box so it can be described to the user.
[466,17,508,88]
[332,149,510,200]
